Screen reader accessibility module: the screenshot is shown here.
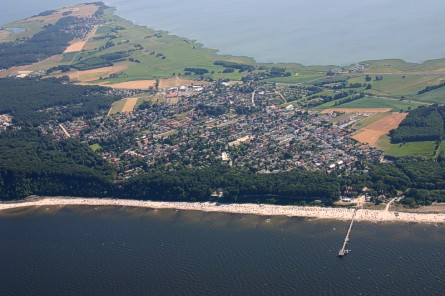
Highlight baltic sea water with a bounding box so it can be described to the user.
[1,206,444,295]
[1,0,445,65]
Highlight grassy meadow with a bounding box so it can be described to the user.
[334,97,423,111]
[376,135,436,158]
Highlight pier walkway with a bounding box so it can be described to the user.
[338,208,357,257]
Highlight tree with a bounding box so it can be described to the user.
[155,79,160,91]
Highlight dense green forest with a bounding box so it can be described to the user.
[1,129,445,205]
[119,167,342,204]
[0,16,86,69]
[0,78,120,125]
[0,129,115,199]
[390,105,445,143]
[2,127,443,205]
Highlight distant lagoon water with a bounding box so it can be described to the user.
[2,0,444,65]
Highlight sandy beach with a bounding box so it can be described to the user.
[1,197,444,224]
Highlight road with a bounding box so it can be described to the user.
[274,90,288,103]
[385,197,397,211]
[59,124,71,138]
[251,90,256,106]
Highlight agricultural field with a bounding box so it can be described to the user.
[351,112,389,130]
[413,86,445,104]
[349,75,439,98]
[136,94,172,106]
[311,94,370,111]
[64,8,257,83]
[362,58,445,73]
[376,135,436,158]
[334,97,423,111]
[104,77,201,89]
[322,108,392,114]
[108,98,128,115]
[351,112,407,146]
[121,98,139,113]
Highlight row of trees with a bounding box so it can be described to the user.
[213,61,255,72]
[417,81,445,95]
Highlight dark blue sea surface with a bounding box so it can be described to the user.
[0,206,444,296]
[1,0,445,65]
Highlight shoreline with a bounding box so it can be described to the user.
[1,197,444,224]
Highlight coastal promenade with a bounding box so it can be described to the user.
[1,197,444,224]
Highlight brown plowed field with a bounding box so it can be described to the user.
[0,55,63,77]
[107,80,155,89]
[121,98,139,113]
[64,25,98,53]
[63,65,127,82]
[352,112,407,145]
[322,108,392,114]
[23,4,98,23]
[64,40,86,53]
[0,30,11,42]
[106,78,202,89]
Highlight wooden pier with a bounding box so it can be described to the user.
[338,209,357,257]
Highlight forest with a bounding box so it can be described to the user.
[390,105,445,143]
[0,128,115,199]
[1,128,445,206]
[213,61,255,72]
[0,78,121,125]
[119,166,342,205]
[0,16,87,69]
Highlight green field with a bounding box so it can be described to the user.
[362,58,445,72]
[347,74,443,98]
[60,52,77,63]
[136,94,168,106]
[414,87,445,104]
[310,93,362,110]
[265,72,326,84]
[376,135,436,157]
[108,98,127,115]
[352,113,389,130]
[89,143,102,152]
[335,97,423,111]
[69,8,256,82]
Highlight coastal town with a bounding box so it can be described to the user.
[38,81,383,180]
